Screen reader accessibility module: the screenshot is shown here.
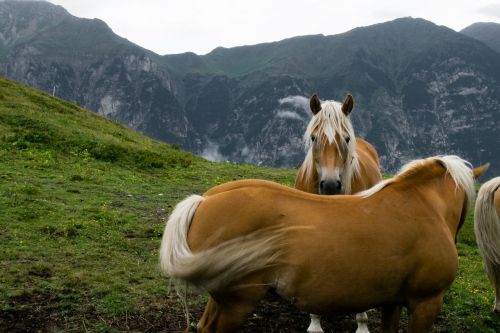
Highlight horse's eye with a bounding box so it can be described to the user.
[345,136,351,143]
[311,135,316,142]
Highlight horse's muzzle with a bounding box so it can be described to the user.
[319,180,342,195]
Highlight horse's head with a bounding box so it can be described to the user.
[304,94,359,195]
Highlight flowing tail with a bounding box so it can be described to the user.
[159,194,289,293]
[474,177,500,285]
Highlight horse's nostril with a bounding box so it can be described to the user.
[319,180,342,195]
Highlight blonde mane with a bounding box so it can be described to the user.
[360,155,475,206]
[299,100,360,194]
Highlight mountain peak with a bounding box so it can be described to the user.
[462,22,500,30]
[0,0,70,46]
[461,22,500,53]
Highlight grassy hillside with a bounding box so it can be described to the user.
[0,77,295,332]
[0,77,498,332]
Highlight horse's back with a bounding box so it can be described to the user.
[190,180,317,251]
[203,179,284,196]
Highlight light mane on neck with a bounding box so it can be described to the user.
[360,155,475,206]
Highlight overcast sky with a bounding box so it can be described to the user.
[48,0,500,55]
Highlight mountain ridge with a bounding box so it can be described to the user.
[461,22,500,54]
[1,1,499,175]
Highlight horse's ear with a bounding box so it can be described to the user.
[473,162,490,179]
[342,94,354,116]
[310,94,322,115]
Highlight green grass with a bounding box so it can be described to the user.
[0,77,295,332]
[0,76,499,332]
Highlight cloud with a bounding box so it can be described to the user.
[276,110,304,121]
[277,95,311,121]
[478,3,500,19]
[200,141,226,162]
[278,95,309,111]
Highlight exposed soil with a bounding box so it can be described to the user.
[0,290,449,333]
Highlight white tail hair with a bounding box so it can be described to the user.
[159,194,289,292]
[160,194,204,277]
[475,177,500,287]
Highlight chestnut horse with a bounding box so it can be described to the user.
[295,94,382,333]
[161,155,485,333]
[474,173,500,313]
[295,94,381,196]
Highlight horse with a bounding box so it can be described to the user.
[295,93,382,333]
[474,173,500,313]
[160,155,486,333]
[295,94,381,196]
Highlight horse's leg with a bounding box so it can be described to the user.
[381,305,401,333]
[355,311,370,333]
[407,295,444,333]
[197,297,217,332]
[197,286,268,333]
[307,314,323,333]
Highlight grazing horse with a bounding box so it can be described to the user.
[474,173,500,313]
[161,155,486,333]
[295,94,381,196]
[295,93,382,333]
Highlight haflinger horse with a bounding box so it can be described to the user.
[295,93,382,333]
[295,94,381,196]
[474,174,500,313]
[160,155,486,333]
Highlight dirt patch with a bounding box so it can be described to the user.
[141,292,449,333]
[0,290,449,332]
[0,291,62,333]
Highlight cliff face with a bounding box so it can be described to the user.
[175,18,500,173]
[1,1,499,174]
[0,1,188,145]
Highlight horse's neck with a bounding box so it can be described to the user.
[351,139,382,193]
[295,161,319,194]
[397,176,467,238]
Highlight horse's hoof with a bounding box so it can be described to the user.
[355,328,370,333]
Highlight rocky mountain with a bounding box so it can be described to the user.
[461,22,500,53]
[0,0,187,144]
[1,1,499,175]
